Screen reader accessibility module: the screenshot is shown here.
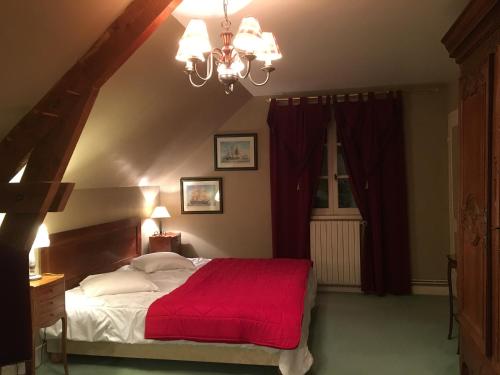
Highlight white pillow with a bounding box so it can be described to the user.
[131,252,195,273]
[80,270,159,297]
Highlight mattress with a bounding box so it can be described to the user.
[45,258,316,375]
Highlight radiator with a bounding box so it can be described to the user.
[310,220,361,286]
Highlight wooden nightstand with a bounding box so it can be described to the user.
[149,232,181,253]
[29,274,68,375]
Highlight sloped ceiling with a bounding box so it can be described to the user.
[0,0,467,188]
[0,1,251,188]
[63,16,251,188]
[0,0,133,141]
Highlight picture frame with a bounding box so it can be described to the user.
[180,177,223,214]
[214,133,258,170]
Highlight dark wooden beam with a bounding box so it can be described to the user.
[49,183,75,212]
[0,0,182,183]
[0,182,75,213]
[80,0,182,87]
[0,0,181,370]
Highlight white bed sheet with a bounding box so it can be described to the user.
[46,258,316,375]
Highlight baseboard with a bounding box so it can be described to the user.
[318,285,362,293]
[411,280,448,296]
[318,280,449,296]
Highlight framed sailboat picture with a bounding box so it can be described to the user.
[180,177,223,214]
[214,133,258,170]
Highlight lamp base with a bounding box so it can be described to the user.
[29,273,42,281]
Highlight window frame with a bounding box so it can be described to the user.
[312,122,361,219]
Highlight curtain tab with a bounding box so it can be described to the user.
[297,182,301,191]
[365,181,369,189]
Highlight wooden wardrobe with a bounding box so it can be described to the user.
[442,1,500,374]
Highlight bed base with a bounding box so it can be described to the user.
[47,340,280,366]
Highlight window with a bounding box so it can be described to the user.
[313,122,359,217]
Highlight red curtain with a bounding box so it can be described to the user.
[334,92,411,295]
[268,97,331,259]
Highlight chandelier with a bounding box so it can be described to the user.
[175,0,282,94]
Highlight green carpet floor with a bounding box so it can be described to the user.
[39,292,458,375]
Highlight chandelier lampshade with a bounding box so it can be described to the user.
[256,32,282,66]
[232,17,263,54]
[176,19,212,61]
[176,0,282,94]
[175,42,205,63]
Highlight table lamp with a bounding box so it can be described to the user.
[151,205,171,235]
[29,224,50,281]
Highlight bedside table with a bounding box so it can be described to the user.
[29,274,68,375]
[149,232,181,253]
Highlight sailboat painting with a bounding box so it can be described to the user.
[214,134,258,170]
[181,177,223,214]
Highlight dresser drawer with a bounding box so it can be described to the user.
[36,294,65,316]
[32,278,65,302]
[149,233,181,252]
[35,304,66,327]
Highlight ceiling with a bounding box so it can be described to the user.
[0,0,468,187]
[173,0,469,96]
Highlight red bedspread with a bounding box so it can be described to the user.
[145,258,312,349]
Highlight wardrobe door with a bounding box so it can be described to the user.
[492,49,500,372]
[459,57,493,359]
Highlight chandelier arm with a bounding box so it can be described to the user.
[188,73,210,88]
[193,54,214,81]
[212,48,223,60]
[248,70,271,86]
[237,55,251,79]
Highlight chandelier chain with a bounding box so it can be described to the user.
[221,0,231,30]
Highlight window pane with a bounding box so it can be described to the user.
[314,178,329,208]
[338,178,357,208]
[337,145,347,175]
[320,145,328,176]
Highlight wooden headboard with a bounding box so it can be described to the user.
[40,217,141,290]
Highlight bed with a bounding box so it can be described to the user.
[41,218,316,375]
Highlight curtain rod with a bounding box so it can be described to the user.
[265,87,440,103]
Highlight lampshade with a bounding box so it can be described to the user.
[29,224,50,281]
[32,224,50,249]
[175,42,205,63]
[176,19,212,62]
[233,17,263,54]
[151,206,171,219]
[256,32,282,64]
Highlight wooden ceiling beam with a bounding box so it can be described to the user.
[0,0,181,369]
[0,182,75,213]
[0,0,182,183]
[0,0,182,258]
[80,0,182,87]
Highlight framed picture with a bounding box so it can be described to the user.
[180,177,223,214]
[214,133,258,170]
